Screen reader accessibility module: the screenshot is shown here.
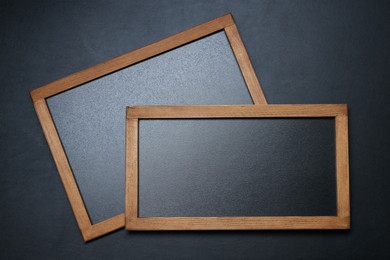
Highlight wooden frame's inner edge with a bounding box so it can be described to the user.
[31,13,266,242]
[125,105,350,230]
[224,24,267,104]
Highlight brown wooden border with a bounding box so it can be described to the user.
[30,14,267,241]
[125,105,350,230]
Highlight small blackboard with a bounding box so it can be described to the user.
[31,14,268,240]
[125,105,350,230]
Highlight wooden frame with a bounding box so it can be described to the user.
[125,105,350,230]
[30,14,267,241]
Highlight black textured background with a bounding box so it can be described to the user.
[1,0,390,259]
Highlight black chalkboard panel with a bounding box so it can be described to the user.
[46,31,253,223]
[138,118,336,217]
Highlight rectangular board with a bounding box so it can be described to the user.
[30,14,267,241]
[125,105,350,230]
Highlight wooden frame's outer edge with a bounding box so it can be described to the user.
[224,23,267,104]
[29,13,237,102]
[83,214,125,241]
[30,13,266,241]
[125,118,139,229]
[125,104,350,230]
[126,104,348,119]
[33,99,90,240]
[127,217,350,231]
[335,107,350,227]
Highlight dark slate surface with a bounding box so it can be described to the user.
[139,118,336,217]
[46,31,253,223]
[1,0,390,259]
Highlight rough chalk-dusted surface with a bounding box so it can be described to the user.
[46,31,253,223]
[139,118,336,217]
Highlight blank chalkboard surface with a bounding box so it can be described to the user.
[138,118,336,217]
[46,31,253,224]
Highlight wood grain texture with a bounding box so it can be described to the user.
[30,14,235,102]
[84,214,125,241]
[127,104,348,119]
[336,114,350,224]
[125,119,139,228]
[225,24,267,104]
[33,100,92,240]
[125,104,350,230]
[127,217,350,230]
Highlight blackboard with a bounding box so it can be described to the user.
[125,105,349,230]
[138,118,336,217]
[46,31,254,224]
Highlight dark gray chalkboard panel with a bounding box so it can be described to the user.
[138,118,336,217]
[46,31,253,223]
